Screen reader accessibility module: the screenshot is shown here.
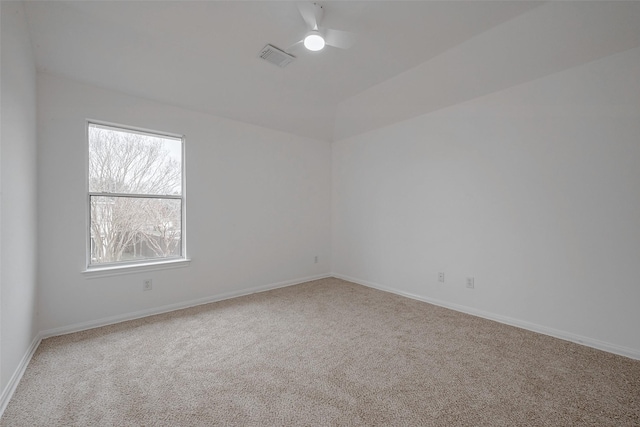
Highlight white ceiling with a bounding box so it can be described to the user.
[22,1,640,142]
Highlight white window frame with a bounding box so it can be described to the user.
[84,120,189,275]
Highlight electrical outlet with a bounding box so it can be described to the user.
[466,277,474,289]
[143,279,153,291]
[438,272,445,283]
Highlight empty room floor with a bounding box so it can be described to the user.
[2,278,639,426]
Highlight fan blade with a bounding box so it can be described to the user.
[297,2,318,30]
[285,40,305,55]
[323,28,356,50]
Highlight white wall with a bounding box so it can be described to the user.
[37,73,331,331]
[0,1,39,392]
[332,47,640,357]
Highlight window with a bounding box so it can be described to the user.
[87,122,185,268]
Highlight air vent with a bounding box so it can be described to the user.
[259,44,295,68]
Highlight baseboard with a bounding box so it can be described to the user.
[41,273,331,339]
[332,273,640,361]
[0,334,41,418]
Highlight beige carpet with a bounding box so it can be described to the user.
[2,278,639,426]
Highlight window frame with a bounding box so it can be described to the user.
[84,120,188,273]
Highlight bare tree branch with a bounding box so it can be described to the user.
[89,127,182,264]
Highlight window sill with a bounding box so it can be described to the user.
[83,258,191,279]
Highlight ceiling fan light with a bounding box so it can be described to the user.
[304,33,325,51]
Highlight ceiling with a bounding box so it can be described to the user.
[22,1,640,142]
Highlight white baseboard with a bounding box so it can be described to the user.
[0,334,41,418]
[332,272,640,361]
[41,273,331,339]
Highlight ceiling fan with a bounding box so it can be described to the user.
[289,2,356,52]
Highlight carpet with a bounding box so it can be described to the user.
[2,278,639,426]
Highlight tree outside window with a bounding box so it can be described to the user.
[88,123,185,266]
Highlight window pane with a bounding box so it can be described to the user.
[88,125,182,195]
[90,196,182,265]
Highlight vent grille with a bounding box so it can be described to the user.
[259,44,295,68]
